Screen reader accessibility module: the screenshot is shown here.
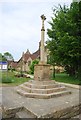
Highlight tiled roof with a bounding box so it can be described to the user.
[31,49,40,60]
[23,54,31,62]
[21,49,40,62]
[9,61,18,68]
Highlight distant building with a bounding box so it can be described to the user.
[15,41,48,72]
[8,41,48,72]
[16,49,40,72]
[8,43,64,73]
[8,61,18,70]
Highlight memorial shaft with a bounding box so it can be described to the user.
[40,14,46,63]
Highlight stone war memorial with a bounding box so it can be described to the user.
[17,14,71,99]
[2,15,81,119]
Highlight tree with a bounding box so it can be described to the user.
[47,2,81,78]
[4,52,14,61]
[30,59,39,74]
[0,53,7,61]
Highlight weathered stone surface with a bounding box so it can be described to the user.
[28,80,56,85]
[19,84,66,94]
[16,108,37,118]
[17,80,71,99]
[41,104,81,118]
[24,81,56,88]
[1,86,80,119]
[2,102,81,119]
[17,88,71,99]
[34,64,51,81]
[2,106,24,118]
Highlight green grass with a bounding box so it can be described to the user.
[0,71,31,86]
[53,73,81,85]
[0,71,81,86]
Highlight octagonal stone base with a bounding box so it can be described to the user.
[17,80,71,99]
[17,63,71,99]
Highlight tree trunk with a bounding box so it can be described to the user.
[53,65,55,78]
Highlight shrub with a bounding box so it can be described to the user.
[30,59,39,74]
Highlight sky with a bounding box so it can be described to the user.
[0,0,72,61]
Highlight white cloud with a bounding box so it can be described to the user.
[0,0,72,60]
[0,0,72,3]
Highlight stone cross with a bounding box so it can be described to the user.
[40,14,46,64]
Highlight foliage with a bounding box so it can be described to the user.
[0,53,7,61]
[8,67,15,71]
[4,52,14,61]
[47,2,81,78]
[30,59,39,74]
[1,71,30,85]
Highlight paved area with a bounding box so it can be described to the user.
[0,84,80,119]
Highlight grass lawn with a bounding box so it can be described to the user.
[0,71,31,86]
[53,73,81,85]
[0,71,81,86]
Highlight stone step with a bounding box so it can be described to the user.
[19,85,66,94]
[17,89,71,99]
[23,82,61,89]
[28,80,56,85]
[16,110,36,118]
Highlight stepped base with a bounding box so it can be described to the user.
[16,80,71,99]
[17,89,71,99]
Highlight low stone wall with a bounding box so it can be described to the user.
[2,106,24,118]
[41,104,81,119]
[56,82,81,90]
[2,103,81,119]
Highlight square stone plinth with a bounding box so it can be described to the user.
[34,64,51,81]
[2,86,80,118]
